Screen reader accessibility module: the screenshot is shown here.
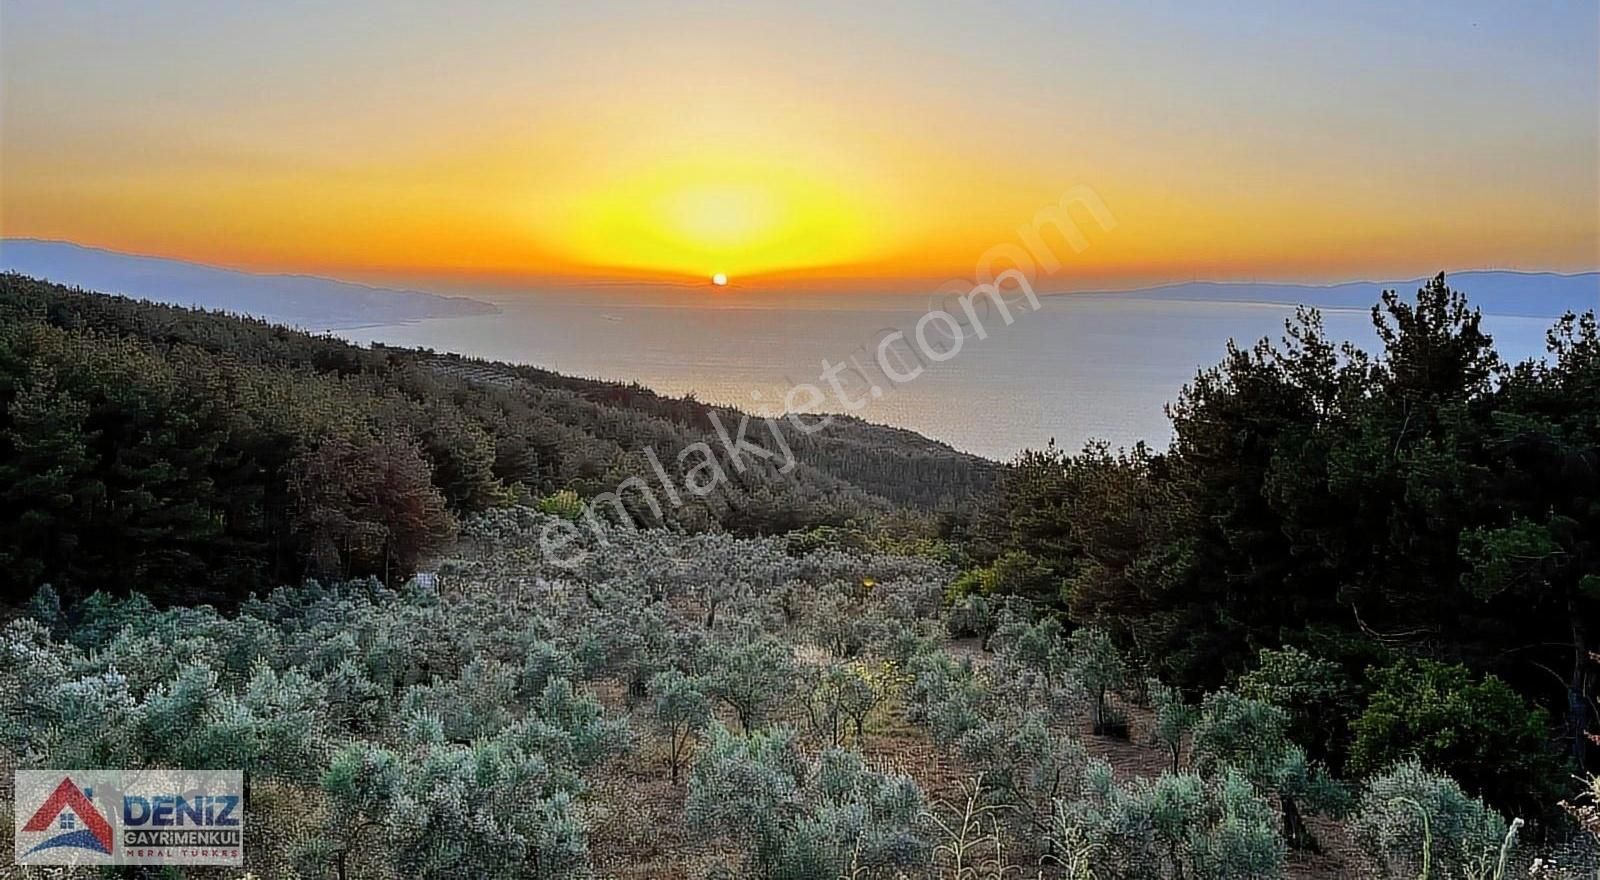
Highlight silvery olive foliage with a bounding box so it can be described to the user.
[1,509,1528,878]
[1067,625,1127,736]
[943,592,995,640]
[1189,689,1350,851]
[0,511,955,877]
[1147,677,1197,773]
[956,712,1092,831]
[702,635,798,733]
[908,618,1284,878]
[905,648,987,748]
[1054,764,1287,880]
[648,669,713,783]
[1350,759,1514,880]
[686,722,929,879]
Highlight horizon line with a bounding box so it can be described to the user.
[4,236,1598,298]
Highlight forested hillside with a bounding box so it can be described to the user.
[0,274,995,609]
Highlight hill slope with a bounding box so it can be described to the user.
[0,274,995,606]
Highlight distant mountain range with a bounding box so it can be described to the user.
[0,239,497,329]
[1057,271,1599,318]
[4,239,1593,329]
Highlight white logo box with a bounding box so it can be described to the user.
[14,769,244,866]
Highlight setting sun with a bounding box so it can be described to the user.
[711,272,728,287]
[0,3,1595,288]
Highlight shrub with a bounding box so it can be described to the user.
[393,743,588,879]
[686,724,807,872]
[949,551,1059,603]
[520,639,577,699]
[515,676,631,771]
[184,662,327,785]
[806,662,884,746]
[781,748,929,878]
[537,489,585,520]
[991,612,1070,679]
[305,735,594,880]
[298,743,407,879]
[1238,645,1356,768]
[943,592,994,639]
[322,656,391,733]
[1349,658,1565,818]
[1350,759,1515,879]
[400,655,518,742]
[904,649,985,748]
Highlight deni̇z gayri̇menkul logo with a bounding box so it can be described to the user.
[13,769,243,866]
[19,776,115,857]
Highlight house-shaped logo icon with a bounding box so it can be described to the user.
[20,777,114,857]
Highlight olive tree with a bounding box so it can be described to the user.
[1053,762,1285,880]
[957,712,1090,833]
[687,724,929,879]
[1191,689,1347,851]
[1067,625,1126,736]
[1147,678,1196,773]
[649,669,712,783]
[703,636,796,732]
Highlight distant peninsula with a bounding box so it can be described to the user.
[1055,271,1599,319]
[0,239,498,330]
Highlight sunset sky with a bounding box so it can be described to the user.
[3,1,1597,289]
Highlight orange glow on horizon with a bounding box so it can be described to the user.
[1,4,1595,289]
